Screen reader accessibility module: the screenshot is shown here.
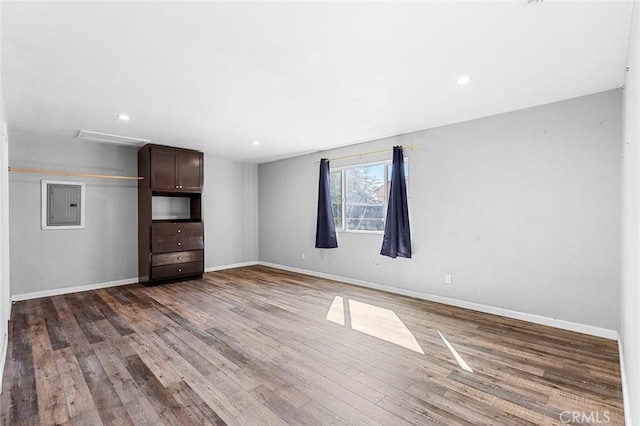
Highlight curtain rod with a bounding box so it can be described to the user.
[313,144,421,164]
[8,167,144,181]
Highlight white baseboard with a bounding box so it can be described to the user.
[1,296,10,393]
[10,260,261,302]
[11,277,139,302]
[258,261,618,340]
[0,331,7,395]
[205,261,259,273]
[618,337,633,426]
[1,261,626,412]
[9,262,618,339]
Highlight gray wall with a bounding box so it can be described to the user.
[259,90,622,331]
[203,155,259,268]
[9,138,259,296]
[0,0,10,380]
[9,136,139,295]
[621,0,639,423]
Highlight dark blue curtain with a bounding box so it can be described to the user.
[380,146,412,258]
[315,158,338,249]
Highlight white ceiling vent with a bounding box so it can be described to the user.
[76,130,150,147]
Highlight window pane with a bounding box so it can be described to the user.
[330,171,342,230]
[345,164,385,231]
[387,162,409,197]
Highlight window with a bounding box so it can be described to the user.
[331,160,408,233]
[41,180,86,229]
[330,170,342,230]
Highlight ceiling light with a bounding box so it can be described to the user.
[456,75,471,86]
[252,140,261,146]
[117,114,130,121]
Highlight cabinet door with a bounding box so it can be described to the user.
[150,148,178,190]
[177,151,203,191]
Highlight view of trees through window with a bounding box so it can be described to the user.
[330,171,343,230]
[330,161,408,232]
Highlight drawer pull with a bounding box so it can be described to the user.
[177,242,182,246]
[177,229,181,233]
[177,257,181,260]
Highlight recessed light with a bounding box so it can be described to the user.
[117,114,130,121]
[456,75,471,86]
[252,140,261,146]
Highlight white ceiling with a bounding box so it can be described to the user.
[1,1,633,163]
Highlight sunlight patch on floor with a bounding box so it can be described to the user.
[325,296,424,354]
[437,330,473,372]
[326,295,345,326]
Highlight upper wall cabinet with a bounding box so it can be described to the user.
[149,146,203,192]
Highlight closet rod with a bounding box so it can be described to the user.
[8,167,144,181]
[313,143,421,164]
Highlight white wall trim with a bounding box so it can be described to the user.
[11,277,139,302]
[0,331,7,394]
[11,261,261,302]
[618,337,633,426]
[9,262,619,340]
[205,261,259,273]
[258,261,618,340]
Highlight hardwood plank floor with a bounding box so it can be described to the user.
[0,266,624,425]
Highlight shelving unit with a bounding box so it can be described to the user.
[138,144,204,284]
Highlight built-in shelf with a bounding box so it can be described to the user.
[151,219,201,224]
[152,195,191,220]
[138,144,204,284]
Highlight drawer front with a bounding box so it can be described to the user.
[152,250,204,267]
[152,261,203,280]
[152,222,203,239]
[152,237,204,254]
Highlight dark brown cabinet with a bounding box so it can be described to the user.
[150,146,203,192]
[138,144,204,284]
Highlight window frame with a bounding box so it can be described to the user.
[41,179,86,230]
[331,158,408,234]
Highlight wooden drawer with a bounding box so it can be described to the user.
[152,237,204,254]
[152,261,203,279]
[152,250,204,267]
[152,222,203,239]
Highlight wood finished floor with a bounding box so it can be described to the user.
[0,266,624,425]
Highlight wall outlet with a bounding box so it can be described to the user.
[445,274,452,284]
[301,253,305,260]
